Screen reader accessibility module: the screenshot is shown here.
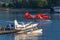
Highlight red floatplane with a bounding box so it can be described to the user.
[25,12,51,21]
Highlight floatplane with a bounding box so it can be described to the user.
[25,12,51,21]
[14,20,42,35]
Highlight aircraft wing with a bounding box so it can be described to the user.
[25,23,38,29]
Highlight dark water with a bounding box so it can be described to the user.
[0,9,60,40]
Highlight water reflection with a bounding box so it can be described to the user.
[14,34,40,40]
[0,33,42,40]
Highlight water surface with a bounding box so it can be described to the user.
[0,9,60,40]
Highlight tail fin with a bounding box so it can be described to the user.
[25,12,30,15]
[25,12,32,19]
[14,20,25,29]
[14,20,18,26]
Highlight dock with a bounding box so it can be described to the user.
[0,29,22,34]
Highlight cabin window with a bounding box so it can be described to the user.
[11,24,14,27]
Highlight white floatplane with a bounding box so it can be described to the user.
[14,20,43,35]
